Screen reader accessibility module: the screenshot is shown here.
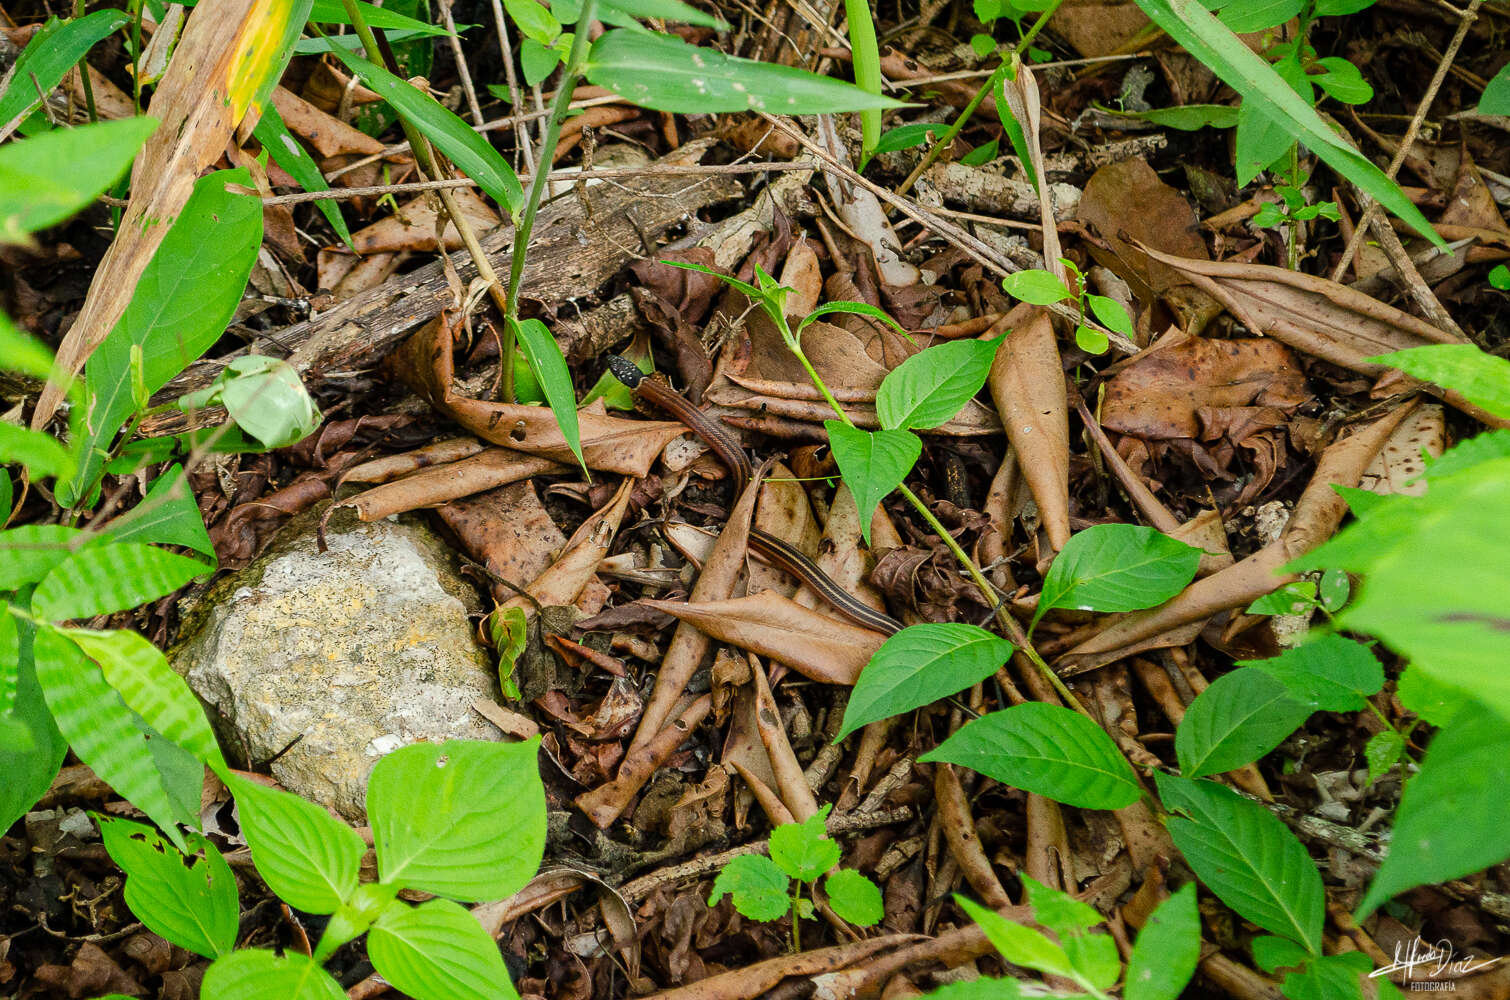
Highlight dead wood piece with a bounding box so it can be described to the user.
[139,139,743,436]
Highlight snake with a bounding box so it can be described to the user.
[606,356,902,636]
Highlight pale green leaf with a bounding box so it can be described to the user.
[1214,0,1301,32]
[1155,773,1323,951]
[921,703,1142,809]
[0,311,57,380]
[1368,345,1510,420]
[253,103,352,247]
[584,30,906,114]
[34,628,199,847]
[520,37,563,85]
[1363,729,1404,784]
[225,774,365,914]
[875,338,999,431]
[1085,294,1133,337]
[1478,62,1510,117]
[838,623,1012,741]
[825,868,883,926]
[32,542,209,621]
[329,49,524,216]
[369,738,546,900]
[769,805,840,882]
[796,300,911,341]
[97,817,238,959]
[1022,873,1102,933]
[1313,57,1373,105]
[67,627,225,769]
[1000,269,1072,305]
[1358,708,1510,918]
[601,0,728,28]
[708,853,791,921]
[0,524,85,590]
[1036,524,1201,625]
[824,423,919,546]
[368,898,517,1000]
[873,122,943,154]
[307,0,456,36]
[202,949,346,1000]
[0,617,67,835]
[1247,580,1318,615]
[0,118,158,244]
[503,0,561,44]
[1176,668,1312,777]
[957,896,1074,980]
[215,357,321,449]
[0,422,74,480]
[1125,884,1201,1000]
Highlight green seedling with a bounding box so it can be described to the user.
[999,257,1134,354]
[709,805,882,951]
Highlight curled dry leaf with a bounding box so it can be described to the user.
[434,480,566,599]
[34,0,304,427]
[1137,244,1510,430]
[270,85,385,159]
[334,449,565,521]
[641,935,906,1000]
[640,591,887,686]
[988,310,1070,550]
[340,437,488,485]
[499,477,634,617]
[350,188,500,255]
[391,314,686,472]
[575,694,714,830]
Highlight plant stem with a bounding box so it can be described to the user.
[336,0,510,358]
[842,0,882,166]
[499,0,599,401]
[896,0,1063,197]
[790,882,803,953]
[73,0,97,123]
[781,315,1089,715]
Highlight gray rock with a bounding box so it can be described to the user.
[172,506,499,820]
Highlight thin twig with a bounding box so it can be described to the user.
[438,0,485,125]
[487,0,534,172]
[1330,0,1484,281]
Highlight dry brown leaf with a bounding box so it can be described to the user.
[34,0,302,427]
[640,591,886,686]
[750,460,821,598]
[391,315,686,473]
[1136,244,1510,429]
[988,310,1070,550]
[643,935,907,1000]
[335,449,565,521]
[341,437,488,484]
[793,483,888,616]
[575,694,713,829]
[1358,403,1445,497]
[351,188,500,255]
[434,480,566,597]
[499,478,633,616]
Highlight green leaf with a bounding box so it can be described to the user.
[875,338,999,431]
[770,805,841,882]
[1240,634,1383,712]
[1155,773,1323,951]
[0,422,74,480]
[1363,729,1404,784]
[0,312,58,380]
[503,0,562,44]
[96,817,238,959]
[708,853,791,921]
[796,300,912,341]
[825,868,883,926]
[1176,668,1313,777]
[328,48,525,217]
[1287,457,1510,721]
[1492,263,1510,291]
[0,610,15,715]
[921,703,1142,809]
[520,37,564,86]
[201,949,346,1000]
[307,0,457,36]
[917,978,1024,999]
[1085,294,1133,338]
[0,117,159,244]
[838,623,1012,741]
[993,63,1035,189]
[1313,0,1376,13]
[1358,707,1510,918]
[368,898,517,1000]
[211,356,322,449]
[825,423,919,546]
[1214,0,1301,32]
[584,30,906,114]
[1312,57,1373,105]
[369,738,546,901]
[0,618,67,835]
[67,627,224,769]
[1251,933,1309,975]
[873,122,944,154]
[253,103,352,248]
[1478,61,1510,117]
[34,628,200,846]
[1022,873,1102,934]
[1234,52,1309,180]
[66,168,263,503]
[1000,269,1072,305]
[1035,524,1201,626]
[0,12,130,133]
[1065,932,1122,991]
[1269,950,1372,1000]
[1074,323,1109,355]
[1317,568,1350,612]
[1125,884,1201,1000]
[600,0,728,29]
[1131,0,1442,246]
[315,881,400,963]
[1368,345,1510,420]
[0,524,87,590]
[1395,665,1471,727]
[959,138,999,166]
[957,895,1075,980]
[32,543,208,621]
[101,465,215,559]
[510,318,585,473]
[224,773,365,914]
[1247,581,1318,615]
